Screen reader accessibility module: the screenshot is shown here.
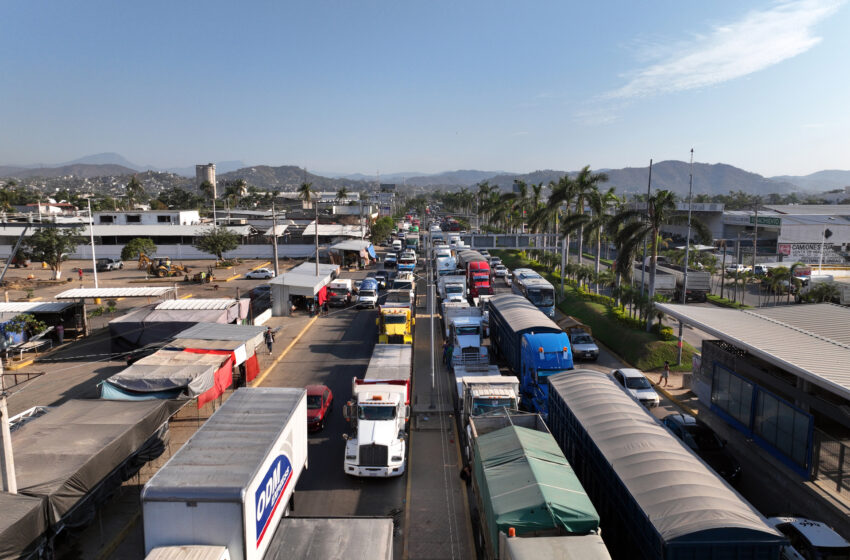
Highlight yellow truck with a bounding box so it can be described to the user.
[377,307,414,344]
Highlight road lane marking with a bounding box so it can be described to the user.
[251,316,319,387]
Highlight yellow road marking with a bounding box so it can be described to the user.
[179,293,194,299]
[251,261,271,270]
[223,273,242,282]
[251,316,319,387]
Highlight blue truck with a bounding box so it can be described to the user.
[488,293,573,418]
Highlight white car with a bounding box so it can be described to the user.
[769,517,850,560]
[725,263,752,275]
[492,264,508,278]
[504,271,512,287]
[246,268,275,279]
[611,368,660,408]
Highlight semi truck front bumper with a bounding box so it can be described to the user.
[344,462,406,478]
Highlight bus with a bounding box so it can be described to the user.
[512,271,555,318]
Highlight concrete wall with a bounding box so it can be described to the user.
[0,243,317,260]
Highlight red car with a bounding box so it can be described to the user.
[306,384,333,432]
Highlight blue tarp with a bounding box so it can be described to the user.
[101,383,184,401]
[367,245,376,258]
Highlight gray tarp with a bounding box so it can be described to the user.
[109,304,236,351]
[0,492,47,560]
[173,323,266,347]
[14,399,175,525]
[104,364,216,396]
[264,517,393,559]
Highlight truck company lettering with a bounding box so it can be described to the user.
[254,455,292,547]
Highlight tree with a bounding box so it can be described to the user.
[25,226,84,279]
[199,180,216,200]
[194,226,240,261]
[371,216,394,243]
[336,186,350,204]
[158,187,202,210]
[4,314,47,338]
[561,186,619,291]
[121,238,157,261]
[125,176,147,208]
[298,181,315,205]
[571,166,609,267]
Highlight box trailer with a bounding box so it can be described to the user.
[142,388,308,560]
[264,517,393,560]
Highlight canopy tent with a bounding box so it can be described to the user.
[270,270,333,316]
[302,222,362,238]
[170,323,266,382]
[287,262,340,277]
[13,399,176,528]
[473,425,600,549]
[330,239,377,265]
[0,492,47,560]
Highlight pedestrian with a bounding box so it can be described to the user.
[442,340,449,365]
[264,327,275,355]
[658,360,670,387]
[56,324,64,345]
[459,465,471,486]
[322,300,329,317]
[77,268,83,282]
[446,343,454,369]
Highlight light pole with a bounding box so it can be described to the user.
[818,217,836,274]
[271,202,279,277]
[677,149,694,366]
[87,198,99,288]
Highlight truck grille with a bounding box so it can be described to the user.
[461,347,478,358]
[359,444,388,467]
[388,335,404,344]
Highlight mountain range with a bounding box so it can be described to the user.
[1,153,849,197]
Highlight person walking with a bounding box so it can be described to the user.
[264,327,275,355]
[56,324,64,345]
[77,268,83,283]
[658,361,670,387]
[441,340,449,365]
[322,300,329,317]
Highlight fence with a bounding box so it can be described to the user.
[814,430,850,500]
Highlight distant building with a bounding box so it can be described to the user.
[93,210,201,226]
[195,163,216,194]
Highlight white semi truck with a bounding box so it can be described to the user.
[141,388,308,560]
[343,344,412,477]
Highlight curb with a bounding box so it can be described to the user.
[179,293,193,300]
[251,261,271,270]
[95,510,140,560]
[7,358,34,371]
[251,316,319,387]
[223,273,242,282]
[653,383,699,417]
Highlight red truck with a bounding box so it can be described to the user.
[458,250,494,299]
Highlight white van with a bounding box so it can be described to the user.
[392,239,403,252]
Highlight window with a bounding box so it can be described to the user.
[754,391,812,469]
[127,215,141,223]
[307,395,322,409]
[99,215,114,224]
[711,364,754,427]
[157,215,172,223]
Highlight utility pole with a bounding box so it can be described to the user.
[87,198,98,288]
[639,159,653,319]
[271,202,280,276]
[677,149,694,365]
[752,198,760,270]
[0,362,17,493]
[314,193,320,276]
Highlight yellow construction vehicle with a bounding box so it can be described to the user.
[139,254,190,278]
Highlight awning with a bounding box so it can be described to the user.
[331,240,372,252]
[56,287,176,299]
[264,224,289,237]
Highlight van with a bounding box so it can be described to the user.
[392,239,403,252]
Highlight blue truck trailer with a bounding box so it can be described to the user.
[547,370,786,560]
[488,294,572,418]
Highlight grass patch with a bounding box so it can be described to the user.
[706,294,751,309]
[581,252,613,267]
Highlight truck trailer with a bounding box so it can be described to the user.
[547,370,785,560]
[343,344,412,477]
[488,294,572,418]
[655,263,711,302]
[141,388,308,560]
[634,262,677,297]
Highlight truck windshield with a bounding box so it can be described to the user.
[400,258,415,264]
[473,275,488,282]
[446,286,463,294]
[329,289,347,296]
[528,288,555,307]
[384,315,407,324]
[393,281,412,290]
[456,325,479,335]
[359,405,397,420]
[472,398,516,415]
[360,290,376,298]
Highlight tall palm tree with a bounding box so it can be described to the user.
[298,181,315,205]
[336,186,349,204]
[610,189,711,330]
[570,166,609,263]
[545,175,576,292]
[505,180,530,233]
[561,186,619,291]
[126,175,146,208]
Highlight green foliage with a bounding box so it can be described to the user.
[194,226,240,260]
[126,175,147,206]
[158,187,203,210]
[25,226,84,279]
[706,294,751,309]
[371,216,394,243]
[4,314,47,337]
[121,238,157,261]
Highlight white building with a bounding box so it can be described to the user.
[93,210,201,226]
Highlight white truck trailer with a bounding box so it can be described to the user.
[141,388,308,560]
[343,344,412,477]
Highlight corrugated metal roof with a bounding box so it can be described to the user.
[657,303,850,400]
[0,225,253,237]
[331,240,372,251]
[765,204,850,215]
[489,294,560,335]
[155,299,236,310]
[364,344,412,381]
[302,223,362,237]
[264,224,289,236]
[0,302,76,313]
[55,287,175,299]
[549,370,780,543]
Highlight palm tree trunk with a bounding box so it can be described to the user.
[646,233,658,332]
[595,231,602,294]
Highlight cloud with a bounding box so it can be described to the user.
[607,0,843,99]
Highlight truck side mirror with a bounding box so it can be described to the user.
[411,317,415,326]
[343,404,354,420]
[404,405,411,419]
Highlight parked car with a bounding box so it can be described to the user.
[725,263,752,275]
[492,264,508,278]
[306,384,334,431]
[246,267,275,279]
[662,413,741,485]
[611,368,659,408]
[570,332,599,361]
[95,257,124,272]
[768,517,850,560]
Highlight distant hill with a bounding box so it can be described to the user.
[404,170,506,187]
[770,170,850,191]
[56,152,144,170]
[218,165,370,191]
[1,163,139,179]
[0,153,248,178]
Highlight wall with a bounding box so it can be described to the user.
[0,243,317,261]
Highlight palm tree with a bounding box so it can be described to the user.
[298,181,315,204]
[336,186,350,204]
[199,180,215,200]
[126,176,146,208]
[545,175,577,292]
[561,186,619,291]
[572,166,609,266]
[610,189,711,330]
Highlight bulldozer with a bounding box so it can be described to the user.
[138,253,190,278]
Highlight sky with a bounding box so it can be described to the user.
[2,0,848,177]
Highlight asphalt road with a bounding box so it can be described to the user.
[257,278,407,557]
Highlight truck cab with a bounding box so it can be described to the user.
[377,307,414,344]
[357,278,379,308]
[519,332,573,418]
[450,317,488,368]
[468,262,493,298]
[435,256,457,278]
[398,250,417,272]
[392,239,403,252]
[328,279,353,306]
[343,384,409,477]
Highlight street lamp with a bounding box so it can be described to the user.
[818,217,836,275]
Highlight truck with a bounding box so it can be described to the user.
[435,255,458,278]
[468,262,493,298]
[438,274,467,302]
[343,344,412,477]
[449,315,489,368]
[468,412,607,560]
[356,278,379,308]
[547,370,785,560]
[377,306,414,344]
[398,250,417,272]
[327,278,353,306]
[634,262,676,297]
[656,263,711,302]
[488,293,573,419]
[382,288,414,311]
[405,233,420,252]
[141,388,308,560]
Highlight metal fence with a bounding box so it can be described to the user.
[814,429,850,500]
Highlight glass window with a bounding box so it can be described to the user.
[127,215,141,223]
[358,405,396,420]
[626,376,652,390]
[99,215,114,224]
[307,395,322,409]
[157,215,172,223]
[711,364,754,426]
[754,391,812,469]
[384,315,406,324]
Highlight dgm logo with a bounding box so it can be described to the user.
[254,455,292,547]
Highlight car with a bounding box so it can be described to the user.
[504,271,512,287]
[611,368,659,408]
[725,263,752,275]
[246,267,275,279]
[306,384,333,431]
[488,256,502,267]
[357,278,379,308]
[95,257,124,272]
[662,413,741,485]
[492,264,508,278]
[374,271,388,289]
[569,332,599,361]
[384,252,398,268]
[768,517,850,560]
[479,250,491,259]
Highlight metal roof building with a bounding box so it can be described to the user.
[56,287,176,299]
[155,299,238,311]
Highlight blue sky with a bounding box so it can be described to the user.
[2,0,847,177]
